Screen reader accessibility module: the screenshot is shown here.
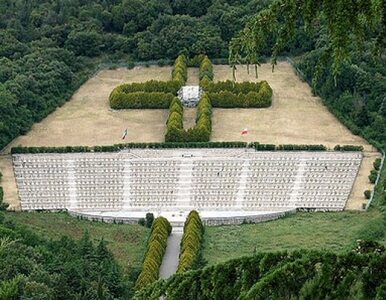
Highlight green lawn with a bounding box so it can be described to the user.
[4,211,149,270]
[203,210,386,265]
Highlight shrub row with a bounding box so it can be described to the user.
[369,165,380,184]
[109,91,175,109]
[135,216,172,290]
[177,211,204,273]
[251,143,327,151]
[172,54,188,84]
[207,81,272,108]
[12,142,364,154]
[199,55,214,82]
[165,94,212,142]
[109,55,187,109]
[165,97,184,142]
[334,145,364,151]
[11,142,248,154]
[116,80,182,95]
[201,80,263,94]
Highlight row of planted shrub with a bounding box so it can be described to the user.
[177,211,204,273]
[165,94,212,142]
[199,55,214,82]
[250,143,328,151]
[369,157,383,184]
[109,55,187,109]
[135,216,172,290]
[110,91,175,109]
[172,54,188,84]
[10,142,248,154]
[207,81,273,108]
[201,80,264,94]
[11,143,364,154]
[116,80,182,94]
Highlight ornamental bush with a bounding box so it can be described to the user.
[334,145,364,151]
[117,80,182,94]
[177,210,204,273]
[369,169,378,184]
[374,158,382,171]
[199,55,214,81]
[165,94,212,142]
[110,91,175,109]
[135,216,172,290]
[206,82,272,108]
[172,54,188,84]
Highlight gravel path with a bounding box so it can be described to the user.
[159,227,183,279]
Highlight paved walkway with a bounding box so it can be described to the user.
[159,227,183,279]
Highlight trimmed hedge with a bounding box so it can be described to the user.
[116,80,182,94]
[207,81,272,108]
[250,143,327,151]
[12,142,364,154]
[109,91,175,109]
[165,94,212,142]
[201,80,262,94]
[11,142,249,154]
[135,216,172,290]
[109,55,187,109]
[199,55,214,82]
[165,97,185,142]
[172,54,188,84]
[334,145,364,151]
[177,211,204,273]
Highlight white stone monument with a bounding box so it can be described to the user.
[178,85,203,107]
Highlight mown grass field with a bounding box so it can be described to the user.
[4,211,149,270]
[203,210,386,265]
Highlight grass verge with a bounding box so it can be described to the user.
[203,210,386,265]
[4,211,150,271]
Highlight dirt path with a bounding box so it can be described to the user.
[0,155,19,210]
[346,151,381,210]
[159,227,183,279]
[181,68,199,130]
[183,108,197,130]
[186,68,199,85]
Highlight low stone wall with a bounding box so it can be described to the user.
[68,209,296,226]
[202,209,296,226]
[68,210,141,225]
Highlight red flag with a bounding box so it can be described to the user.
[241,128,248,135]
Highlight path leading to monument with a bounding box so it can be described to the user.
[183,108,197,130]
[186,68,199,85]
[159,227,183,279]
[182,68,200,130]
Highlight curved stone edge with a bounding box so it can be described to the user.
[67,209,296,226]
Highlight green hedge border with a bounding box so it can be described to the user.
[135,216,172,290]
[177,210,204,273]
[10,143,363,154]
[108,55,274,142]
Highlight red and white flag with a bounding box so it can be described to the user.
[241,128,248,135]
[122,128,128,139]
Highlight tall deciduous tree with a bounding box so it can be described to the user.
[229,0,385,81]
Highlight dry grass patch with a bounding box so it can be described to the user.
[211,62,380,210]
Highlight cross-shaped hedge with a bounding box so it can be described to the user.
[109,55,273,142]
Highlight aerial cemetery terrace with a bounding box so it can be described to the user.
[0,55,380,220]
